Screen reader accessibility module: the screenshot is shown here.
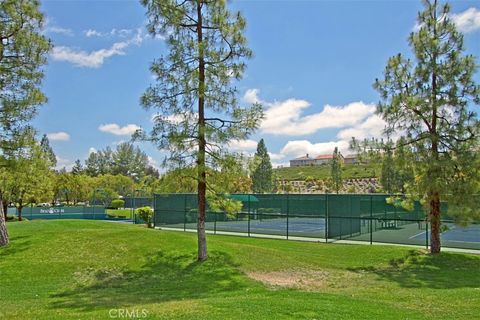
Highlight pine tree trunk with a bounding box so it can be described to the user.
[429,192,441,254]
[0,199,9,247]
[196,0,207,262]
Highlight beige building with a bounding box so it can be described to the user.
[289,154,315,167]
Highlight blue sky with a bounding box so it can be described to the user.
[36,0,480,170]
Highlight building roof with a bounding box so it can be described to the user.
[344,154,358,159]
[315,154,334,160]
[292,155,313,160]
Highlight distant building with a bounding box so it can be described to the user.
[289,154,315,167]
[289,152,345,167]
[344,154,360,164]
[314,154,345,165]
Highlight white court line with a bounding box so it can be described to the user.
[409,231,426,239]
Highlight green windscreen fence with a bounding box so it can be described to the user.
[7,206,107,220]
[154,193,480,250]
[122,197,153,209]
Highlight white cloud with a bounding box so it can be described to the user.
[414,8,480,34]
[84,28,134,38]
[243,89,261,104]
[281,140,351,158]
[228,139,258,152]
[88,147,97,154]
[268,152,285,162]
[46,131,70,141]
[56,156,74,170]
[272,162,289,169]
[245,89,376,136]
[336,115,386,141]
[46,26,73,36]
[452,7,480,33]
[85,29,104,37]
[51,42,128,68]
[98,123,140,136]
[51,29,145,68]
[147,156,160,170]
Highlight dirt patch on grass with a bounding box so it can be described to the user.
[247,270,331,290]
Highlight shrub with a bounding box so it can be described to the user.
[111,199,125,209]
[136,206,154,228]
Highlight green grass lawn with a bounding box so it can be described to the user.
[1,220,479,319]
[274,163,381,180]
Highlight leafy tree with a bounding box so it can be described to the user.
[8,143,53,220]
[40,134,56,168]
[374,0,480,253]
[110,199,125,209]
[111,142,149,180]
[0,0,51,246]
[71,159,84,175]
[136,206,154,228]
[252,139,273,193]
[93,174,136,199]
[84,147,113,176]
[140,0,262,260]
[391,137,415,194]
[84,143,150,180]
[380,144,396,194]
[330,147,343,194]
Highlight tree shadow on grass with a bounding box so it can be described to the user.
[0,235,31,258]
[348,250,480,289]
[50,250,249,312]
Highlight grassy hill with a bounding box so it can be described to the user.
[274,163,381,180]
[1,220,479,319]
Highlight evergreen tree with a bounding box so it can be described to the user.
[330,147,343,194]
[380,143,396,194]
[71,159,83,175]
[0,0,51,246]
[252,139,273,193]
[374,0,480,253]
[140,0,262,261]
[40,134,57,168]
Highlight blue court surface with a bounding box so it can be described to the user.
[410,223,480,246]
[168,217,480,250]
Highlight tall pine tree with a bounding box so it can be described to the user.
[40,134,57,168]
[0,0,51,246]
[374,0,480,253]
[330,147,343,194]
[140,0,262,261]
[252,139,273,193]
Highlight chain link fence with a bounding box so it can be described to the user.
[153,193,480,250]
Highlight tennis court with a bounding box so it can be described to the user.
[154,193,480,250]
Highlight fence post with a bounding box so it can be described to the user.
[370,195,373,245]
[152,195,156,228]
[214,210,217,235]
[425,220,429,250]
[183,194,187,232]
[325,194,329,243]
[30,204,33,220]
[248,194,251,237]
[286,193,289,239]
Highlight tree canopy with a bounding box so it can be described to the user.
[252,139,273,193]
[374,0,480,253]
[0,0,51,246]
[140,0,262,261]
